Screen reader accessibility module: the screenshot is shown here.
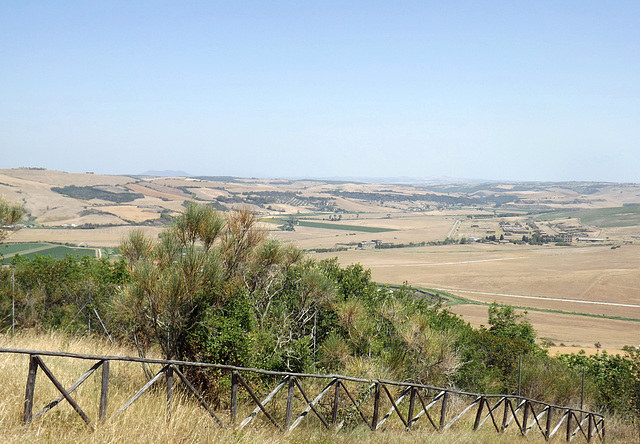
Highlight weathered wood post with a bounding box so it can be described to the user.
[473,397,485,431]
[439,390,449,430]
[371,382,380,431]
[566,410,573,441]
[99,360,109,422]
[23,354,39,424]
[587,413,594,442]
[522,400,530,435]
[230,371,238,426]
[166,365,174,422]
[407,387,416,430]
[285,376,295,429]
[501,398,510,432]
[332,379,340,428]
[545,406,553,440]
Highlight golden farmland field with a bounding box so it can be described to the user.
[310,243,640,353]
[2,168,640,354]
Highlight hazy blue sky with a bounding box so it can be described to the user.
[2,1,639,182]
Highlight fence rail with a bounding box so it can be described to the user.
[0,347,605,441]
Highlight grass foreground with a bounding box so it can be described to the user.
[1,331,637,443]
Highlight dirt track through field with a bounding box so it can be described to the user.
[434,287,640,309]
[368,256,526,267]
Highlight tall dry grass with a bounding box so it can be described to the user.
[0,331,636,443]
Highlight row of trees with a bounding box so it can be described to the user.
[1,202,638,421]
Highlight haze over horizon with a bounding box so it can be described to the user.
[2,2,639,183]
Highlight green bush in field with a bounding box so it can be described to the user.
[559,347,640,419]
[1,254,128,332]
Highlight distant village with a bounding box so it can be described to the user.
[327,218,626,253]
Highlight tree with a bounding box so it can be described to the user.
[117,203,315,367]
[487,303,536,345]
[116,203,226,359]
[0,198,24,244]
[530,231,543,245]
[454,304,538,393]
[559,347,640,417]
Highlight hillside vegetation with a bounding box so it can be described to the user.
[1,203,639,439]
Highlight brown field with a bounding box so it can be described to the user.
[6,226,163,247]
[311,243,640,351]
[98,205,162,223]
[188,187,231,200]
[125,182,187,201]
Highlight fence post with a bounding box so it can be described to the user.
[231,371,238,426]
[99,360,109,422]
[23,355,39,424]
[285,376,295,430]
[407,387,416,430]
[501,398,510,432]
[474,397,485,431]
[545,406,553,440]
[440,391,449,430]
[371,382,380,431]
[566,410,572,441]
[166,365,174,422]
[332,379,340,427]
[587,413,593,442]
[522,400,529,435]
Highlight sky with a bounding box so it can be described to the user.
[1,1,639,182]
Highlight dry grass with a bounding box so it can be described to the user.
[2,331,634,442]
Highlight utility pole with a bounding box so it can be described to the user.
[518,354,522,397]
[580,366,585,412]
[11,266,15,335]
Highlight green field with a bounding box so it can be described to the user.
[533,206,640,227]
[1,243,98,264]
[0,243,49,255]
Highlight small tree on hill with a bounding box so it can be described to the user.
[0,198,24,244]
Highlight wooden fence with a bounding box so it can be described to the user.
[1,347,605,441]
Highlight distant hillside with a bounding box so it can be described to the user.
[1,168,640,242]
[139,170,192,177]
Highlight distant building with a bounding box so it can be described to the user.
[558,232,573,243]
[358,241,376,249]
[500,222,528,234]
